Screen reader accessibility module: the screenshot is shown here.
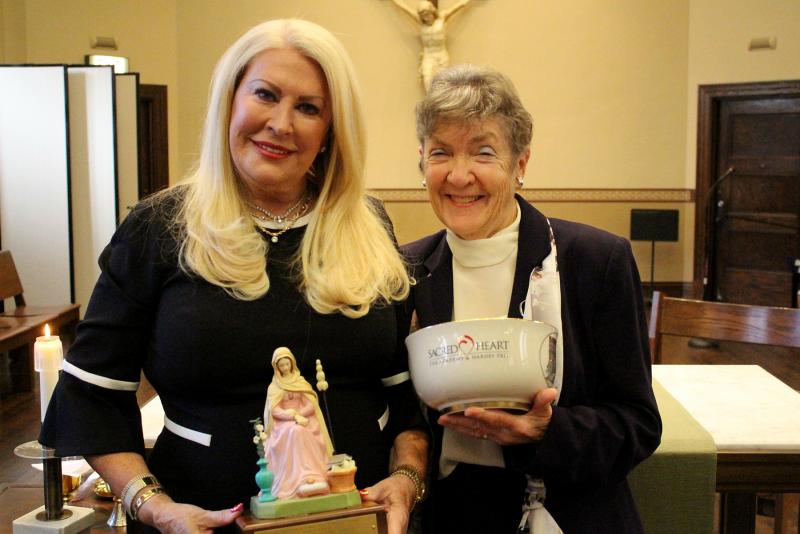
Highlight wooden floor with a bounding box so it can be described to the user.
[1,341,798,532]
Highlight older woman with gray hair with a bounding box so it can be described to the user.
[403,65,661,533]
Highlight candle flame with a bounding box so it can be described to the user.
[44,324,51,337]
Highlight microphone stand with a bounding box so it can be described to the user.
[701,166,735,301]
[689,166,735,349]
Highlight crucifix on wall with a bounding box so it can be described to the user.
[387,0,472,91]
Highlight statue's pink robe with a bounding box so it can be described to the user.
[266,392,329,499]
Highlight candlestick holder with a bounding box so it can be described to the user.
[107,497,127,527]
[12,441,95,534]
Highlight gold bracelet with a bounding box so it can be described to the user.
[390,464,426,505]
[120,473,160,514]
[130,486,165,521]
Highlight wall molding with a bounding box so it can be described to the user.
[369,188,695,203]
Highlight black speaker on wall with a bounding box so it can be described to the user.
[630,209,679,302]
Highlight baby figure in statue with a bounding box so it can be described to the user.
[264,347,334,499]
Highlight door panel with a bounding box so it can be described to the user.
[713,97,800,306]
[729,176,798,212]
[720,268,792,305]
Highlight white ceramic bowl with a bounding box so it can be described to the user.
[406,318,557,413]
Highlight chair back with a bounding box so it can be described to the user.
[649,291,800,363]
[0,250,26,307]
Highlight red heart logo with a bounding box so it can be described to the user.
[457,335,475,355]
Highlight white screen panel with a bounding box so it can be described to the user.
[0,66,72,306]
[67,66,118,312]
[115,73,139,223]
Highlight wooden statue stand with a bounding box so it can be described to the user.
[235,501,387,534]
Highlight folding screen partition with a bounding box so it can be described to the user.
[0,65,73,306]
[0,65,139,312]
[115,73,140,223]
[67,65,119,311]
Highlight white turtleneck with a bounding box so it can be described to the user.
[447,205,521,322]
[439,204,521,478]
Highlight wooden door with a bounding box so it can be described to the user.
[714,97,800,305]
[137,84,170,197]
[694,81,800,306]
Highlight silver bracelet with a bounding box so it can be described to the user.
[120,473,160,515]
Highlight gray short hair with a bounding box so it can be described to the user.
[415,65,533,157]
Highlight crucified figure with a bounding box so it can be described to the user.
[388,0,472,91]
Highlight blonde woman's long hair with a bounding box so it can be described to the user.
[176,19,409,317]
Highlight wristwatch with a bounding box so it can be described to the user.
[391,464,427,505]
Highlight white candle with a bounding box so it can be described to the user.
[34,324,63,422]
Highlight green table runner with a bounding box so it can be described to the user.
[629,379,717,533]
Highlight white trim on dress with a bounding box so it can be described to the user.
[377,405,390,431]
[163,414,212,447]
[381,371,410,387]
[62,360,139,391]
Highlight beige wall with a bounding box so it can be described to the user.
[1,0,27,62]
[5,1,799,284]
[173,0,689,190]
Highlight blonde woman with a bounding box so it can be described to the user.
[41,19,427,534]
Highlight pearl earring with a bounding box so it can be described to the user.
[319,145,327,153]
[421,178,427,188]
[517,176,524,187]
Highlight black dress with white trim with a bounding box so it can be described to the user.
[40,188,424,514]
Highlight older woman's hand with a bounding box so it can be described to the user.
[362,475,416,534]
[438,387,558,445]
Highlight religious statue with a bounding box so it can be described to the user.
[388,0,472,91]
[263,347,334,499]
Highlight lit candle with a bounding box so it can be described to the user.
[34,324,63,422]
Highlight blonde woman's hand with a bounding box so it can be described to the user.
[362,475,416,534]
[136,494,243,534]
[438,387,558,445]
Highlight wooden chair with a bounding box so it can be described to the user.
[649,290,800,533]
[0,250,79,393]
[649,291,800,365]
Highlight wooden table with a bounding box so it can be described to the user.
[1,484,383,534]
[653,365,800,534]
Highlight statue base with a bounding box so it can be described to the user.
[250,489,361,519]
[237,500,386,533]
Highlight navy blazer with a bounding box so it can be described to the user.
[403,196,662,533]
